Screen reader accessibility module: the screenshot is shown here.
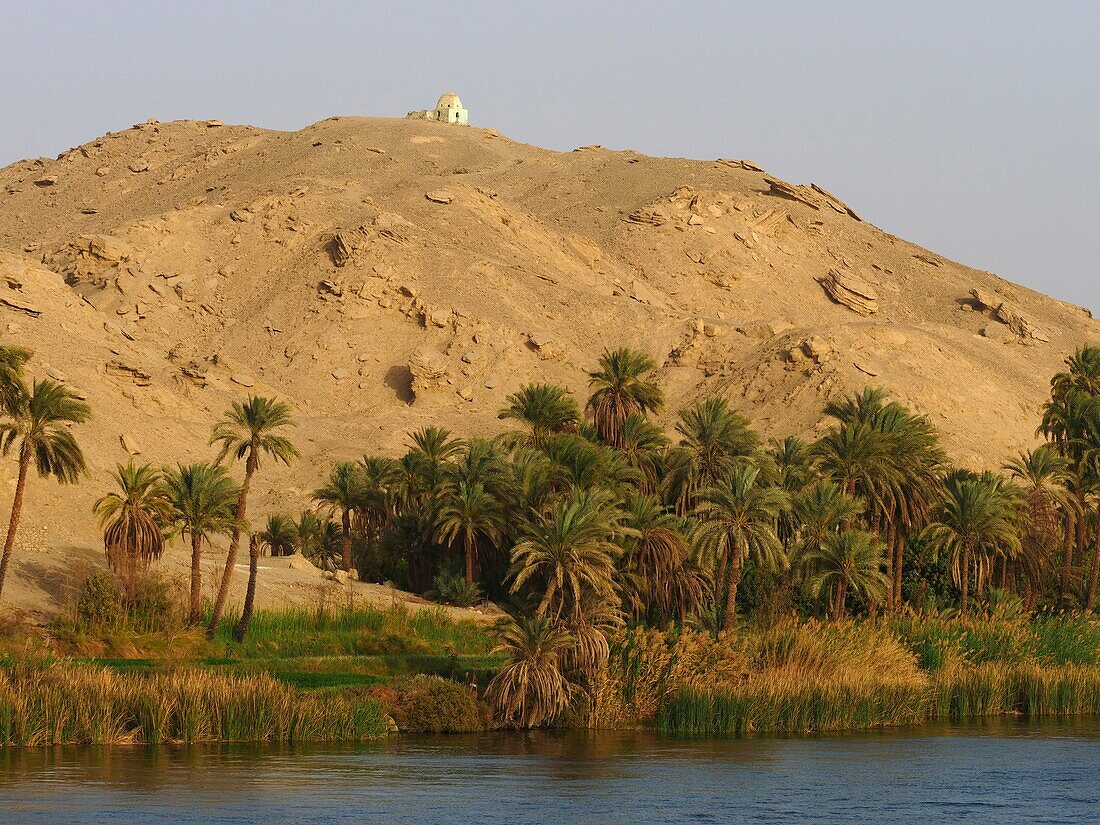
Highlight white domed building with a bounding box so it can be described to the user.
[406,91,469,125]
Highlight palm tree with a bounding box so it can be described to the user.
[313,461,365,573]
[798,530,889,618]
[205,396,297,636]
[162,463,241,624]
[615,414,668,493]
[617,493,703,625]
[1040,347,1100,606]
[665,397,760,514]
[93,462,173,587]
[232,533,263,643]
[792,480,865,562]
[922,471,1023,615]
[509,490,626,619]
[543,434,639,495]
[294,510,325,560]
[434,479,505,586]
[1004,447,1074,606]
[814,389,944,609]
[354,454,397,546]
[772,436,815,550]
[485,614,573,728]
[0,340,31,414]
[257,513,297,557]
[693,463,788,629]
[406,427,463,490]
[498,384,580,448]
[586,347,663,446]
[0,379,90,600]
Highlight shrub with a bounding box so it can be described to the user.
[75,572,124,630]
[431,569,482,607]
[390,674,485,733]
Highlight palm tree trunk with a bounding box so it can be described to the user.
[0,449,31,601]
[1062,509,1075,601]
[233,534,260,643]
[960,541,971,616]
[878,516,892,611]
[188,532,203,625]
[722,546,744,631]
[536,579,557,617]
[341,509,353,573]
[1087,523,1100,612]
[207,456,255,637]
[835,578,847,620]
[893,531,905,610]
[465,532,476,586]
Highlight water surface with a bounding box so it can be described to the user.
[2,720,1098,823]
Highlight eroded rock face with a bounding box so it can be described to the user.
[408,348,449,399]
[820,268,877,315]
[969,289,1049,342]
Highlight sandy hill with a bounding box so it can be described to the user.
[0,114,1096,610]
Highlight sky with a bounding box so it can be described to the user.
[1,1,1097,311]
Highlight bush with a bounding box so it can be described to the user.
[431,569,482,607]
[122,572,181,633]
[389,674,485,733]
[75,573,124,630]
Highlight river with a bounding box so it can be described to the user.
[2,720,1098,823]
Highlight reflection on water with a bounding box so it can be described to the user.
[2,720,1099,824]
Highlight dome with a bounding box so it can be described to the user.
[436,92,462,109]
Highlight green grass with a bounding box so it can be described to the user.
[208,603,494,659]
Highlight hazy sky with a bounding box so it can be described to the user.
[2,1,1097,311]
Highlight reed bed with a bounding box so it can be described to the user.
[0,663,387,747]
[651,619,1100,736]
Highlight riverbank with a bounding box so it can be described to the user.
[5,608,1100,745]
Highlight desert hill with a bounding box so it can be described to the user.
[0,114,1096,601]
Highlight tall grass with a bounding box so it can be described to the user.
[0,663,387,746]
[651,617,1100,735]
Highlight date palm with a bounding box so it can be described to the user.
[257,513,297,557]
[354,454,398,543]
[586,347,663,446]
[665,397,760,515]
[615,413,668,493]
[508,489,626,619]
[693,463,788,629]
[791,479,865,564]
[93,462,173,587]
[1004,447,1075,605]
[435,478,505,587]
[313,461,365,573]
[922,471,1023,615]
[0,379,90,601]
[814,389,944,608]
[799,529,889,618]
[498,384,580,449]
[206,396,297,636]
[162,463,241,624]
[772,436,815,550]
[617,493,701,625]
[0,340,31,414]
[232,533,263,643]
[485,614,573,728]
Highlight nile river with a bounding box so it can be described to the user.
[2,721,1098,823]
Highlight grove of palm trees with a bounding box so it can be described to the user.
[6,338,1100,739]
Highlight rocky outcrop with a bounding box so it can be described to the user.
[408,348,449,399]
[820,268,877,315]
[969,289,1050,342]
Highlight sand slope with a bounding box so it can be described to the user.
[0,115,1096,614]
